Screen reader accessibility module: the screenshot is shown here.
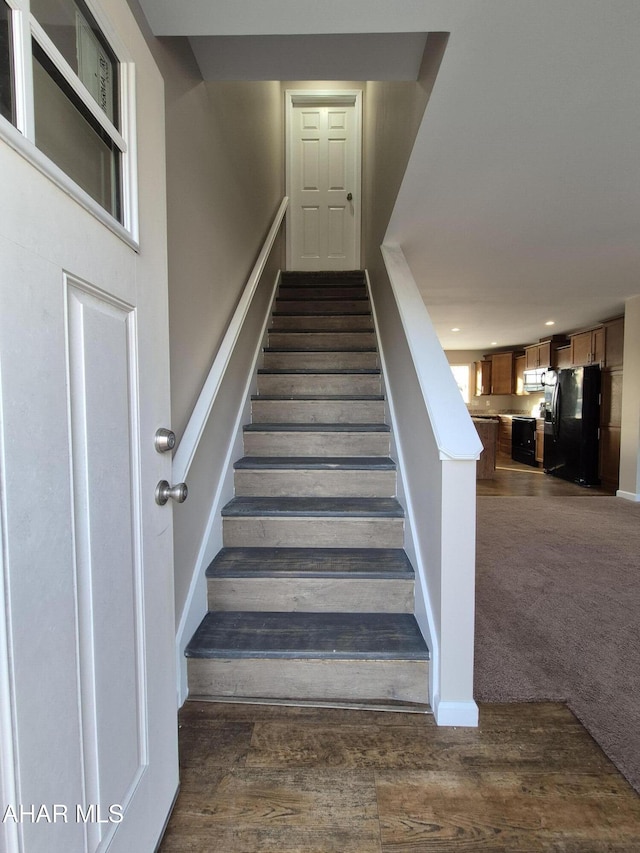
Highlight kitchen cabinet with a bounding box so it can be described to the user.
[555,345,572,370]
[498,416,513,455]
[535,419,544,464]
[475,359,492,396]
[491,352,515,395]
[524,341,552,369]
[603,316,624,369]
[514,355,526,395]
[473,418,498,479]
[570,327,605,366]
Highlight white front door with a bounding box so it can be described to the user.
[286,91,362,271]
[0,11,178,853]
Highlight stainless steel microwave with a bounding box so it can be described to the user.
[523,368,546,392]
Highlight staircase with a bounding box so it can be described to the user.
[185,270,430,707]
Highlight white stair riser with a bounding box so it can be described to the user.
[251,399,385,424]
[208,577,414,613]
[257,374,381,396]
[272,315,372,331]
[268,332,376,349]
[223,516,404,549]
[244,432,390,457]
[263,351,378,370]
[275,300,369,314]
[234,468,396,498]
[188,658,429,704]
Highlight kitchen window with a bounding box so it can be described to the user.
[450,364,471,404]
[0,0,135,236]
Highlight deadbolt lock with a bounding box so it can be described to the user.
[154,428,176,453]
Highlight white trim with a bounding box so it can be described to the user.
[289,93,358,107]
[380,243,483,462]
[1,0,140,239]
[172,197,288,483]
[365,269,438,712]
[616,489,640,502]
[285,88,362,270]
[0,357,20,853]
[175,273,282,705]
[433,699,479,727]
[7,0,34,139]
[0,117,139,250]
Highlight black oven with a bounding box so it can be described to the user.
[512,416,538,467]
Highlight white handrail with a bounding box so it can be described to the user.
[172,197,289,482]
[380,242,483,461]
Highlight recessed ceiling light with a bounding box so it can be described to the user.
[451,327,461,332]
[490,342,498,346]
[545,321,555,326]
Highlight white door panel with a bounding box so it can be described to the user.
[287,91,362,271]
[0,12,178,847]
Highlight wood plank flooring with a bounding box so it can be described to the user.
[477,452,615,497]
[157,701,640,852]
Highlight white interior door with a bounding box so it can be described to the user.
[286,91,362,271]
[0,41,177,853]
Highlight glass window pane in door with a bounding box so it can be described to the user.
[32,41,121,220]
[30,0,118,126]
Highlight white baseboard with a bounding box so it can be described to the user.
[616,489,640,502]
[433,698,479,727]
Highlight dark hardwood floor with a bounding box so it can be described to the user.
[477,453,615,497]
[158,700,640,852]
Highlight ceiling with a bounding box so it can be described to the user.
[138,0,640,352]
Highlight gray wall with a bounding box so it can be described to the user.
[155,38,284,437]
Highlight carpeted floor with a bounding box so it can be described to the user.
[474,496,640,793]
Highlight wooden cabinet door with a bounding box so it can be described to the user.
[570,331,593,365]
[476,360,492,395]
[593,326,605,365]
[525,346,539,369]
[491,352,514,395]
[604,317,624,369]
[538,341,552,367]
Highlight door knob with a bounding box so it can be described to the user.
[155,480,188,505]
[154,428,176,453]
[346,192,353,201]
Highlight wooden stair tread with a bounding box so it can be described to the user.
[270,327,375,333]
[206,547,414,579]
[277,297,369,303]
[251,394,384,401]
[185,612,429,660]
[243,422,390,432]
[234,456,395,470]
[221,496,404,518]
[263,347,377,353]
[258,368,380,375]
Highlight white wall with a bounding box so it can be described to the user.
[618,296,640,501]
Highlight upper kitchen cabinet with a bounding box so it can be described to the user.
[475,359,492,396]
[524,336,569,369]
[524,341,551,369]
[490,351,516,395]
[603,316,624,369]
[570,326,605,366]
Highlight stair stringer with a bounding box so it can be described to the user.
[365,270,438,712]
[175,272,281,704]
[365,267,479,727]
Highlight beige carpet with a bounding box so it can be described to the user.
[474,496,640,793]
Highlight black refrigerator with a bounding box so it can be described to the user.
[543,366,601,486]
